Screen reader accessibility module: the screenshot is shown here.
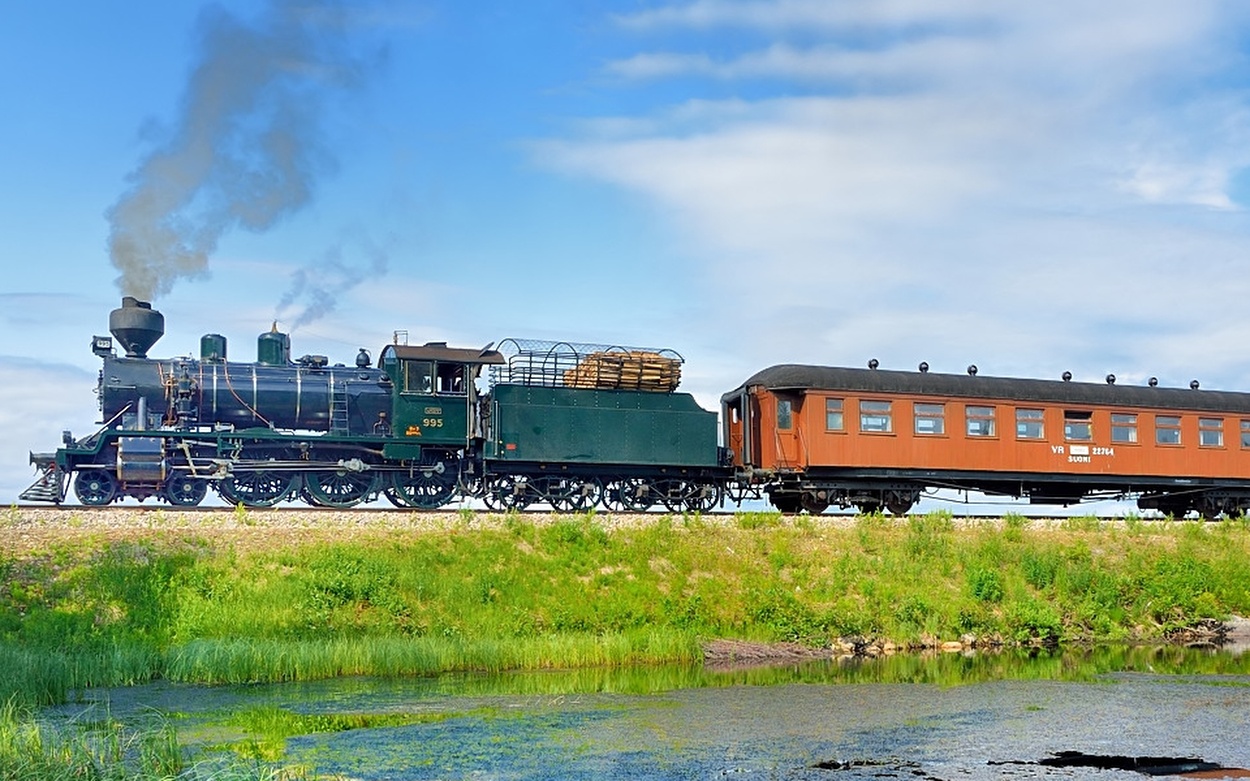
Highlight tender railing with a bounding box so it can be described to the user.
[491,338,685,392]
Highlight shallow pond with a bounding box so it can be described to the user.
[49,646,1250,779]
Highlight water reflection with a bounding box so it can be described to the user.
[50,644,1250,780]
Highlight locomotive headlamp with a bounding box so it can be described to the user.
[91,335,114,356]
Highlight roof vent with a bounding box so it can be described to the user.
[1149,377,1158,387]
[966,364,978,376]
[1106,374,1116,385]
[918,361,929,373]
[868,358,879,370]
[1062,371,1072,382]
[1191,379,1201,390]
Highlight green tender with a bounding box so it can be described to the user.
[489,384,718,466]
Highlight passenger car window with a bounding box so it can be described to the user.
[1156,415,1181,445]
[966,405,996,437]
[1199,418,1223,447]
[1110,413,1138,444]
[826,398,844,431]
[777,399,793,430]
[1064,410,1092,441]
[1242,420,1250,448]
[914,402,944,435]
[1016,408,1044,439]
[860,400,892,433]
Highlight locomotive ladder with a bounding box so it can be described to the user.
[330,381,350,434]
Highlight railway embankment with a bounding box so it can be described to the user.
[3,506,1250,707]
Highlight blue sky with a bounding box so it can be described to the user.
[4,0,1250,505]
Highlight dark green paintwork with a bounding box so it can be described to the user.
[488,384,718,466]
[381,441,425,461]
[389,391,471,449]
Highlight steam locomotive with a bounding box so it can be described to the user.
[24,299,1250,517]
[21,298,730,510]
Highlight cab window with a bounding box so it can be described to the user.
[402,360,433,394]
[436,363,467,395]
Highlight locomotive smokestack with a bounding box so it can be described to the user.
[109,297,165,358]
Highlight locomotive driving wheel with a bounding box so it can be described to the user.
[216,470,299,507]
[162,476,208,506]
[305,469,379,508]
[386,465,456,509]
[75,469,117,506]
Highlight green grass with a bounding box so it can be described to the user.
[208,705,454,761]
[4,511,1250,709]
[0,699,301,781]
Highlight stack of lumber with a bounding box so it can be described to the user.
[563,351,681,392]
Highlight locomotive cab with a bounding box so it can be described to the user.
[378,342,505,460]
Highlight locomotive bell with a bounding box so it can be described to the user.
[109,297,164,358]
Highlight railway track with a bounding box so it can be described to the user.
[2,503,1159,522]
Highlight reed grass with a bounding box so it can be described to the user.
[163,630,700,685]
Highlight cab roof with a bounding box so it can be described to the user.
[382,342,505,365]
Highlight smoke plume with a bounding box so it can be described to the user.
[275,229,389,331]
[107,0,371,301]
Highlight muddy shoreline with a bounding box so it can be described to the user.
[701,616,1250,668]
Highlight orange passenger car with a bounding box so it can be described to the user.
[721,363,1250,518]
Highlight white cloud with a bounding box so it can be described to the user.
[0,358,99,503]
[613,0,992,33]
[539,1,1250,387]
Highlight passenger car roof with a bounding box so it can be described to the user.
[724,364,1250,415]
